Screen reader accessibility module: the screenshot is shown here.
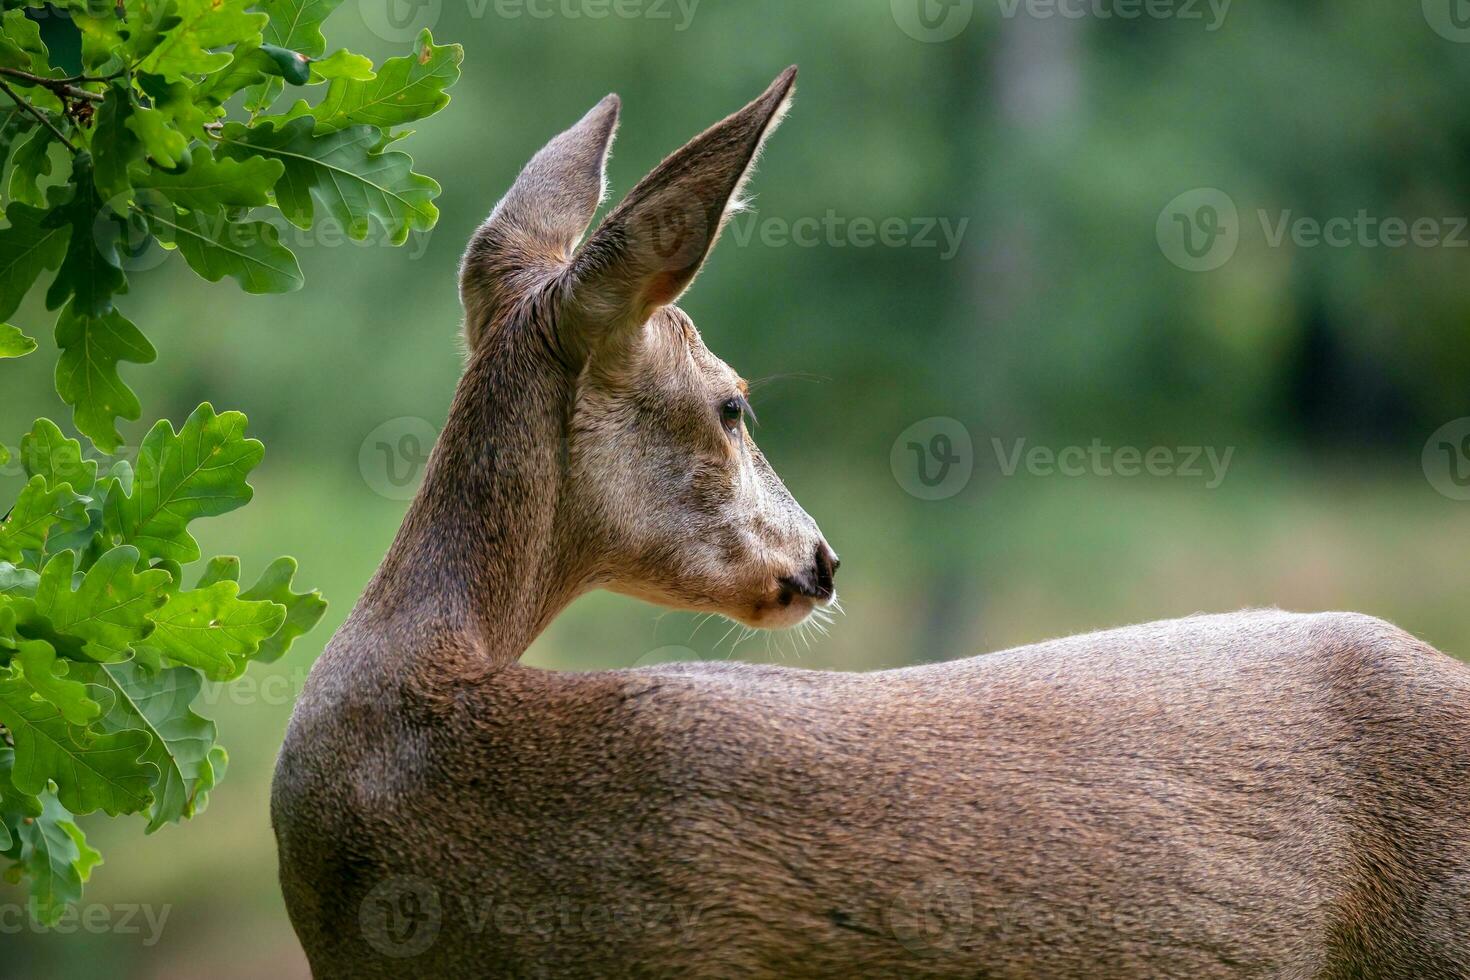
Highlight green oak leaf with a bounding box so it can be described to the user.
[249,0,346,108]
[73,12,128,74]
[299,30,460,135]
[54,302,158,454]
[194,556,240,588]
[0,476,88,561]
[0,663,155,815]
[137,74,210,138]
[21,418,97,496]
[33,548,170,663]
[146,205,304,294]
[137,581,286,680]
[261,0,344,56]
[44,155,128,318]
[92,85,144,201]
[0,11,61,111]
[0,202,69,322]
[125,106,188,171]
[195,40,273,105]
[73,660,220,833]
[0,103,33,179]
[13,793,101,927]
[13,639,100,726]
[0,563,39,596]
[1,746,43,852]
[107,403,263,564]
[8,126,54,208]
[215,118,440,243]
[0,322,35,358]
[138,0,268,81]
[135,149,283,211]
[240,557,326,663]
[309,49,374,82]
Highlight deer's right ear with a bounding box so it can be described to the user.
[459,94,621,347]
[558,67,797,360]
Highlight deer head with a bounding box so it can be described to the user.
[446,67,837,634]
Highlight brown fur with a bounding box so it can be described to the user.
[273,70,1470,978]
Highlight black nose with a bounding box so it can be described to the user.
[779,543,840,603]
[812,542,839,600]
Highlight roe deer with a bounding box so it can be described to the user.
[273,67,1470,978]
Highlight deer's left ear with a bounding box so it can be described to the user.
[460,94,620,346]
[560,67,797,357]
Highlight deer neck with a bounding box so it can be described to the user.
[358,324,583,665]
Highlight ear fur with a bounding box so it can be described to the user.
[559,66,798,356]
[460,94,621,347]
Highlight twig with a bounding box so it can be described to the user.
[0,66,105,103]
[0,77,78,152]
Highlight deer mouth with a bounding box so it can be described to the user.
[740,579,833,630]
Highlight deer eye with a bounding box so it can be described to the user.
[719,398,744,434]
[717,396,752,434]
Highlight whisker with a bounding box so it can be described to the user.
[714,620,741,651]
[688,612,717,642]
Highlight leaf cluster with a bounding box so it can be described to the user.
[0,0,457,923]
[0,1,459,449]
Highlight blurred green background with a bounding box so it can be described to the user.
[5,0,1470,975]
